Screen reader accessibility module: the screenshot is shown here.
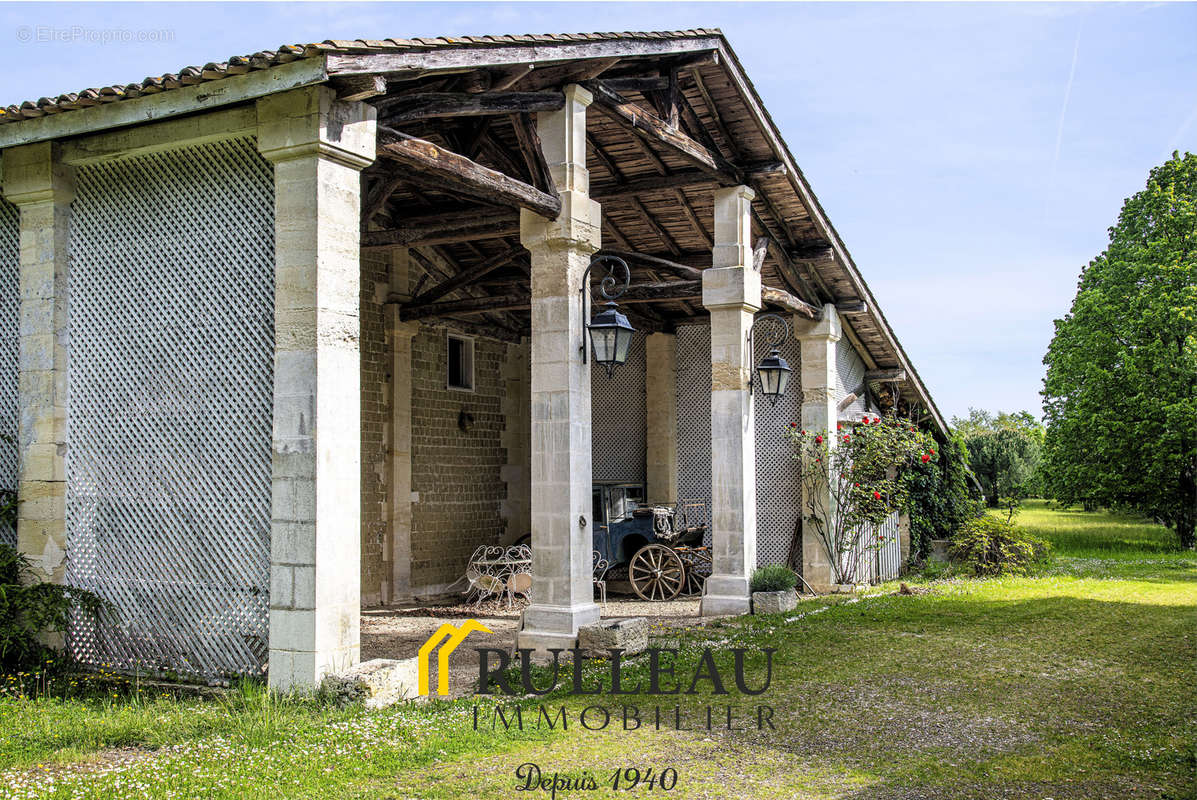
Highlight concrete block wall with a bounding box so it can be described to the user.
[409,327,510,594]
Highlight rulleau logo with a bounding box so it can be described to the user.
[417,620,493,696]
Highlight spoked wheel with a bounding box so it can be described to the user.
[629,544,686,601]
[676,547,712,596]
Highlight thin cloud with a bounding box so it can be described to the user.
[1050,23,1083,185]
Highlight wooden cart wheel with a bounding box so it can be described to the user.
[629,544,685,601]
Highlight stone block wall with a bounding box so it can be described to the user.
[360,251,390,606]
[409,327,509,594]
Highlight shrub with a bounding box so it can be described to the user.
[0,542,108,670]
[751,565,798,593]
[904,433,983,556]
[949,515,1049,577]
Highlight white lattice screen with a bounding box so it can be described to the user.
[836,336,867,420]
[675,324,711,542]
[66,137,275,679]
[753,319,802,567]
[0,198,17,548]
[675,321,803,566]
[591,332,646,484]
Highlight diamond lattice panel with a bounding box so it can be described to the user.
[836,337,867,421]
[66,138,274,678]
[592,332,646,484]
[754,319,802,567]
[675,325,711,543]
[0,199,17,547]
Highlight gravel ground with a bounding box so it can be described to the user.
[360,593,706,697]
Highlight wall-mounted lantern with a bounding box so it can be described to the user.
[581,255,636,378]
[749,312,793,406]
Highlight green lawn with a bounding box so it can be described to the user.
[1,502,1193,799]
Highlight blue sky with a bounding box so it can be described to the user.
[2,2,1194,422]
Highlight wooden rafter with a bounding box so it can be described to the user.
[408,245,522,307]
[378,91,565,124]
[377,127,560,218]
[509,112,555,193]
[582,80,742,185]
[761,285,819,320]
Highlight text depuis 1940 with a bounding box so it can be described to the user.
[516,763,678,798]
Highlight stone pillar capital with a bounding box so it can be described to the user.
[702,265,762,312]
[2,142,74,207]
[256,85,377,171]
[519,197,602,255]
[792,304,841,343]
[562,83,594,108]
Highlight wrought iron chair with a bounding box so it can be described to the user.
[592,549,610,604]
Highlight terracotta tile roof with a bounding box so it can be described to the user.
[0,30,722,125]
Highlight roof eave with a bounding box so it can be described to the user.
[0,57,328,150]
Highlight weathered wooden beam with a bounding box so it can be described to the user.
[591,169,711,199]
[363,218,520,249]
[581,81,742,185]
[377,127,560,218]
[591,162,785,202]
[408,245,523,307]
[363,172,406,223]
[619,279,701,302]
[630,196,683,256]
[753,236,770,272]
[334,74,387,101]
[760,232,822,306]
[399,293,531,321]
[510,112,555,194]
[865,368,907,382]
[790,244,835,263]
[836,300,868,314]
[761,285,820,320]
[599,249,702,280]
[599,76,672,93]
[378,91,565,123]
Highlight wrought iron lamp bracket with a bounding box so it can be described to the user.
[579,254,631,364]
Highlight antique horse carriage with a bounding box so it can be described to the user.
[592,484,713,601]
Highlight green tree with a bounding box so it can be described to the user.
[1041,152,1197,549]
[951,408,1044,506]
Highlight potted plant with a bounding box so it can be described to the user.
[750,565,799,615]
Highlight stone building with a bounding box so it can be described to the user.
[0,29,946,689]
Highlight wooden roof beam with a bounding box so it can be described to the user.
[377,91,565,124]
[408,245,522,307]
[378,126,560,218]
[582,80,742,185]
[761,285,819,320]
[866,368,907,382]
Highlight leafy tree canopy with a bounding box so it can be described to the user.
[951,408,1044,506]
[1041,152,1197,548]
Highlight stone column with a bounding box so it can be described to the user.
[700,185,760,616]
[387,311,420,605]
[793,304,842,592]
[517,84,602,653]
[645,333,679,505]
[2,143,72,586]
[256,86,376,690]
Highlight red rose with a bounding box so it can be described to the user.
[873,491,881,500]
[815,435,823,444]
[843,434,850,442]
[801,430,807,435]
[930,448,936,454]
[873,417,880,424]
[837,424,842,431]
[854,482,860,487]
[920,454,930,463]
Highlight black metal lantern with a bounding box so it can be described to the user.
[581,255,636,377]
[587,302,636,377]
[750,312,793,406]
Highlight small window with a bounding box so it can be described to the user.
[447,334,474,391]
